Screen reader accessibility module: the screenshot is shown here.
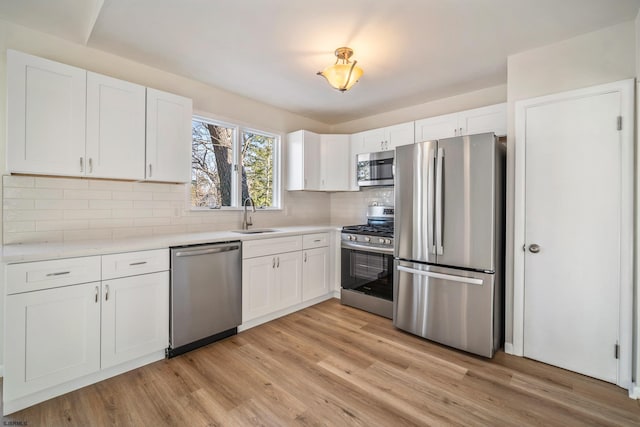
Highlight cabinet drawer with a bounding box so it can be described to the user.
[6,256,101,295]
[242,236,302,259]
[303,233,329,249]
[102,249,169,280]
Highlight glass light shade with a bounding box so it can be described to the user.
[318,63,364,92]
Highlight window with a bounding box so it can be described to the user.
[191,116,280,209]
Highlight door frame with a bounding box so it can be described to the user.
[512,79,634,390]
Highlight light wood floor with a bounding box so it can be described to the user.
[3,298,640,426]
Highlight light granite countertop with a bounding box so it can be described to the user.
[1,225,342,263]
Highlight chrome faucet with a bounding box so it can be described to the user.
[242,197,256,230]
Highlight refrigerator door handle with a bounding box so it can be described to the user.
[397,265,484,285]
[435,147,444,255]
[427,148,436,254]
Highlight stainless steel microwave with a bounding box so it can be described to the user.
[357,151,394,187]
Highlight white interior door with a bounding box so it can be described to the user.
[521,88,628,384]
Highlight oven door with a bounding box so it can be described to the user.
[340,241,394,318]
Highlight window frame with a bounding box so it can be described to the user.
[190,114,282,211]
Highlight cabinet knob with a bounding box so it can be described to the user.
[529,244,541,254]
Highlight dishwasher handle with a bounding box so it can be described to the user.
[174,244,240,258]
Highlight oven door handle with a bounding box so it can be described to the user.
[341,241,394,255]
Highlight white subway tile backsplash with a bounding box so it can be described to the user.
[35,177,89,189]
[3,175,331,244]
[4,221,35,233]
[64,209,111,219]
[4,188,64,199]
[88,180,134,191]
[3,175,35,188]
[89,200,134,209]
[36,220,89,232]
[64,189,111,200]
[89,218,134,229]
[35,199,89,210]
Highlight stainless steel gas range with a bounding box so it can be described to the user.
[340,206,394,318]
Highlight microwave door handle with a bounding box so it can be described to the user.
[427,148,436,254]
[435,147,444,255]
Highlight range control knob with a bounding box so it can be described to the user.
[378,238,385,244]
[385,239,392,245]
[364,236,371,243]
[349,235,356,241]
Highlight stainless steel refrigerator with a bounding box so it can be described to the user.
[394,132,505,358]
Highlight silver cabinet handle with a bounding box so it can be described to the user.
[277,257,280,268]
[149,164,152,177]
[459,127,463,136]
[105,284,109,301]
[304,252,307,262]
[94,286,99,303]
[88,158,93,173]
[435,147,444,255]
[129,261,147,266]
[313,239,322,242]
[272,257,276,268]
[46,271,70,277]
[529,244,541,254]
[397,265,483,285]
[80,157,84,173]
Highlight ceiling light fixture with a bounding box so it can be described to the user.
[317,47,363,92]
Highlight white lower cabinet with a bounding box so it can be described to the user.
[3,249,170,414]
[101,271,169,369]
[242,251,302,322]
[302,246,330,301]
[5,282,102,402]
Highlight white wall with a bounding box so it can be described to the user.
[330,84,507,134]
[505,20,637,347]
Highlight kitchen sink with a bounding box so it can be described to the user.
[231,228,277,234]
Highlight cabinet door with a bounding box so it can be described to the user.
[86,72,146,180]
[414,113,458,142]
[458,103,507,136]
[101,272,169,369]
[242,255,277,321]
[302,246,330,301]
[361,128,387,152]
[320,134,351,191]
[146,88,192,183]
[275,251,303,310]
[385,122,414,149]
[7,50,86,176]
[4,282,101,401]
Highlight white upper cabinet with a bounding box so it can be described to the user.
[320,134,350,191]
[352,121,414,153]
[146,88,193,183]
[415,103,507,142]
[7,50,193,183]
[287,130,321,190]
[7,50,87,176]
[86,72,146,180]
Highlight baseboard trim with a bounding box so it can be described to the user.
[628,383,640,399]
[3,350,165,415]
[504,342,515,355]
[238,293,336,332]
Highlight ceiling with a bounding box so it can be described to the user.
[1,0,639,124]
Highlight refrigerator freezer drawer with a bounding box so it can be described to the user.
[393,261,500,357]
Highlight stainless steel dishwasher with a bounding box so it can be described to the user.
[168,241,242,357]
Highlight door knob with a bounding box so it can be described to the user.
[529,244,540,253]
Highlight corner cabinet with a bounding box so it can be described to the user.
[3,249,169,415]
[146,88,193,183]
[414,103,507,142]
[6,50,192,183]
[286,131,351,191]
